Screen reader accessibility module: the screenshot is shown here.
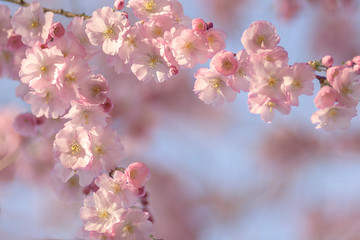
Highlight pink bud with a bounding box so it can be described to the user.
[345,60,354,67]
[101,97,113,113]
[7,33,23,49]
[169,66,179,77]
[353,56,360,65]
[121,11,128,19]
[206,22,213,30]
[321,55,334,67]
[114,0,125,10]
[192,18,206,32]
[13,113,37,137]
[49,22,65,39]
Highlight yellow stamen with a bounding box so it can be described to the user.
[207,35,215,46]
[112,183,122,194]
[147,55,159,69]
[83,110,90,124]
[126,36,137,47]
[94,145,105,155]
[341,85,353,95]
[222,60,233,70]
[123,223,136,234]
[40,65,48,73]
[65,73,76,82]
[42,92,51,104]
[256,35,265,46]
[292,79,302,89]
[97,210,110,220]
[130,170,137,179]
[268,77,277,87]
[209,79,222,92]
[152,26,163,37]
[328,108,337,120]
[103,27,115,39]
[184,42,193,51]
[143,0,156,12]
[68,175,79,187]
[70,140,81,155]
[29,19,40,29]
[267,101,275,112]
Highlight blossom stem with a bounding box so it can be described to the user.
[0,0,91,19]
[315,74,330,87]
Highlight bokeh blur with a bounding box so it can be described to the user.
[1,0,360,239]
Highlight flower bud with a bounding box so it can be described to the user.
[321,55,334,67]
[114,0,125,10]
[49,22,65,39]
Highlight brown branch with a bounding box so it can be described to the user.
[1,0,91,19]
[316,74,330,87]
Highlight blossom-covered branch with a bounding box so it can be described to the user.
[0,0,91,19]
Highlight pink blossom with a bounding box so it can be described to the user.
[19,45,64,92]
[86,7,130,55]
[253,46,289,68]
[89,126,124,172]
[13,112,37,137]
[24,85,70,119]
[11,1,54,46]
[80,189,124,234]
[52,163,85,203]
[314,85,339,109]
[192,18,206,33]
[63,102,109,128]
[204,28,226,56]
[7,33,24,50]
[241,21,280,53]
[112,208,153,240]
[130,39,170,82]
[49,22,65,39]
[127,0,172,20]
[193,68,236,106]
[125,162,150,188]
[171,29,209,68]
[53,124,93,169]
[210,50,238,76]
[326,65,344,85]
[251,61,288,98]
[332,67,360,107]
[228,50,252,93]
[48,33,87,59]
[95,172,139,208]
[282,63,315,106]
[248,93,291,123]
[78,74,109,105]
[311,105,357,131]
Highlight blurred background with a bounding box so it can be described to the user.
[1,0,360,239]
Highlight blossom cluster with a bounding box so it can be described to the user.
[194,20,315,123]
[311,55,360,131]
[80,162,152,240]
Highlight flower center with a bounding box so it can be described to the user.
[70,140,81,155]
[147,55,160,69]
[123,223,136,235]
[267,101,275,112]
[65,73,76,82]
[103,26,115,39]
[143,0,156,12]
[29,19,40,29]
[97,210,110,220]
[209,79,221,90]
[268,77,277,87]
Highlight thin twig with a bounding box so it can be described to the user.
[315,74,330,87]
[1,0,91,19]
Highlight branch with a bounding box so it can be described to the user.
[315,74,330,87]
[1,0,91,19]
